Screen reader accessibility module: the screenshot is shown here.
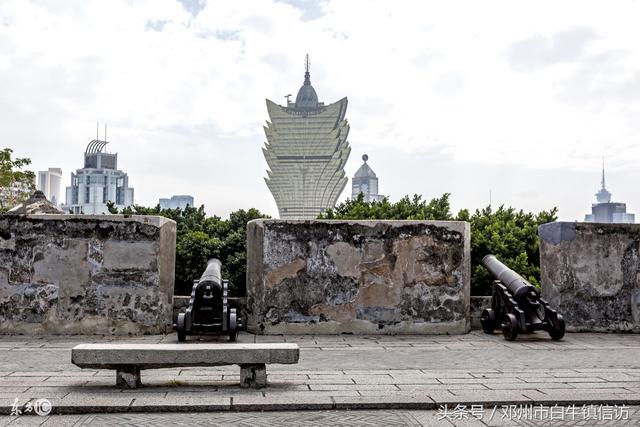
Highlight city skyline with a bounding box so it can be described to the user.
[2,1,640,220]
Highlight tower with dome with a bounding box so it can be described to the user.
[262,54,351,219]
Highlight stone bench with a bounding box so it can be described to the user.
[71,343,299,389]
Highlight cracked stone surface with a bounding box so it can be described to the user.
[0,215,176,335]
[539,222,640,332]
[247,220,471,334]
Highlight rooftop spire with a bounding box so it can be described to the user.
[303,53,311,86]
[595,158,612,204]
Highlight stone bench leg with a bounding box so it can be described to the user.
[240,363,267,388]
[116,366,141,389]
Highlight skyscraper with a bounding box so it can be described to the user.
[63,138,134,214]
[352,154,385,202]
[584,164,634,223]
[37,168,62,206]
[262,55,351,219]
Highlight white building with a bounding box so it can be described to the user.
[37,168,62,206]
[63,139,134,214]
[262,55,351,219]
[351,154,385,202]
[159,195,194,210]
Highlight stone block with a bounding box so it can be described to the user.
[0,214,176,335]
[246,219,470,334]
[539,222,640,332]
[240,363,267,388]
[71,343,300,369]
[73,343,298,388]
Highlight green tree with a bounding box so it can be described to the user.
[457,205,558,295]
[320,193,453,220]
[0,148,36,209]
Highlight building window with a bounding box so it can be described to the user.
[85,187,90,203]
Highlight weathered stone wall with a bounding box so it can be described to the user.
[246,220,470,334]
[0,214,176,335]
[539,222,640,332]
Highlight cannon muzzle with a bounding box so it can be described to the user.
[482,254,539,308]
[199,258,222,289]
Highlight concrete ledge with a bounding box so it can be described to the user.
[3,395,639,415]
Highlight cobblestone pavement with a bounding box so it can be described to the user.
[1,407,640,427]
[0,332,639,413]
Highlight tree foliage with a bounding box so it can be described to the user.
[319,193,557,295]
[456,205,558,295]
[0,148,36,209]
[320,193,453,220]
[107,202,269,296]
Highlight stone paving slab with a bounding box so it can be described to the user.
[0,332,639,413]
[4,409,638,427]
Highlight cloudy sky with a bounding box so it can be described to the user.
[2,0,639,220]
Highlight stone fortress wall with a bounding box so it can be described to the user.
[246,220,471,334]
[0,214,176,335]
[1,212,637,336]
[539,221,640,332]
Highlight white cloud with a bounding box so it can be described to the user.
[1,0,640,221]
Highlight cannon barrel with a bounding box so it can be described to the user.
[482,254,538,307]
[199,258,222,289]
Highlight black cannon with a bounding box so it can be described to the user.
[177,259,238,342]
[480,254,565,341]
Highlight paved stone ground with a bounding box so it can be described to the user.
[0,331,639,415]
[1,408,640,426]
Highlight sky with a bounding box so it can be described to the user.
[1,0,640,221]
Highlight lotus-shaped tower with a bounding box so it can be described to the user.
[263,55,351,219]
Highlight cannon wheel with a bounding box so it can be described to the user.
[177,313,187,342]
[548,314,565,341]
[480,309,496,334]
[501,313,519,341]
[228,308,237,342]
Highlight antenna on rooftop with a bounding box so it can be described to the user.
[105,123,107,143]
[303,54,311,85]
[96,122,99,141]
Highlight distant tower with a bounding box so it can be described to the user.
[595,160,611,204]
[37,167,63,206]
[584,162,634,223]
[351,154,385,202]
[262,54,351,219]
[63,131,135,214]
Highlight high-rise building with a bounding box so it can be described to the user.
[262,55,351,219]
[584,164,634,223]
[159,195,194,210]
[37,168,62,206]
[352,154,385,202]
[63,138,134,214]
